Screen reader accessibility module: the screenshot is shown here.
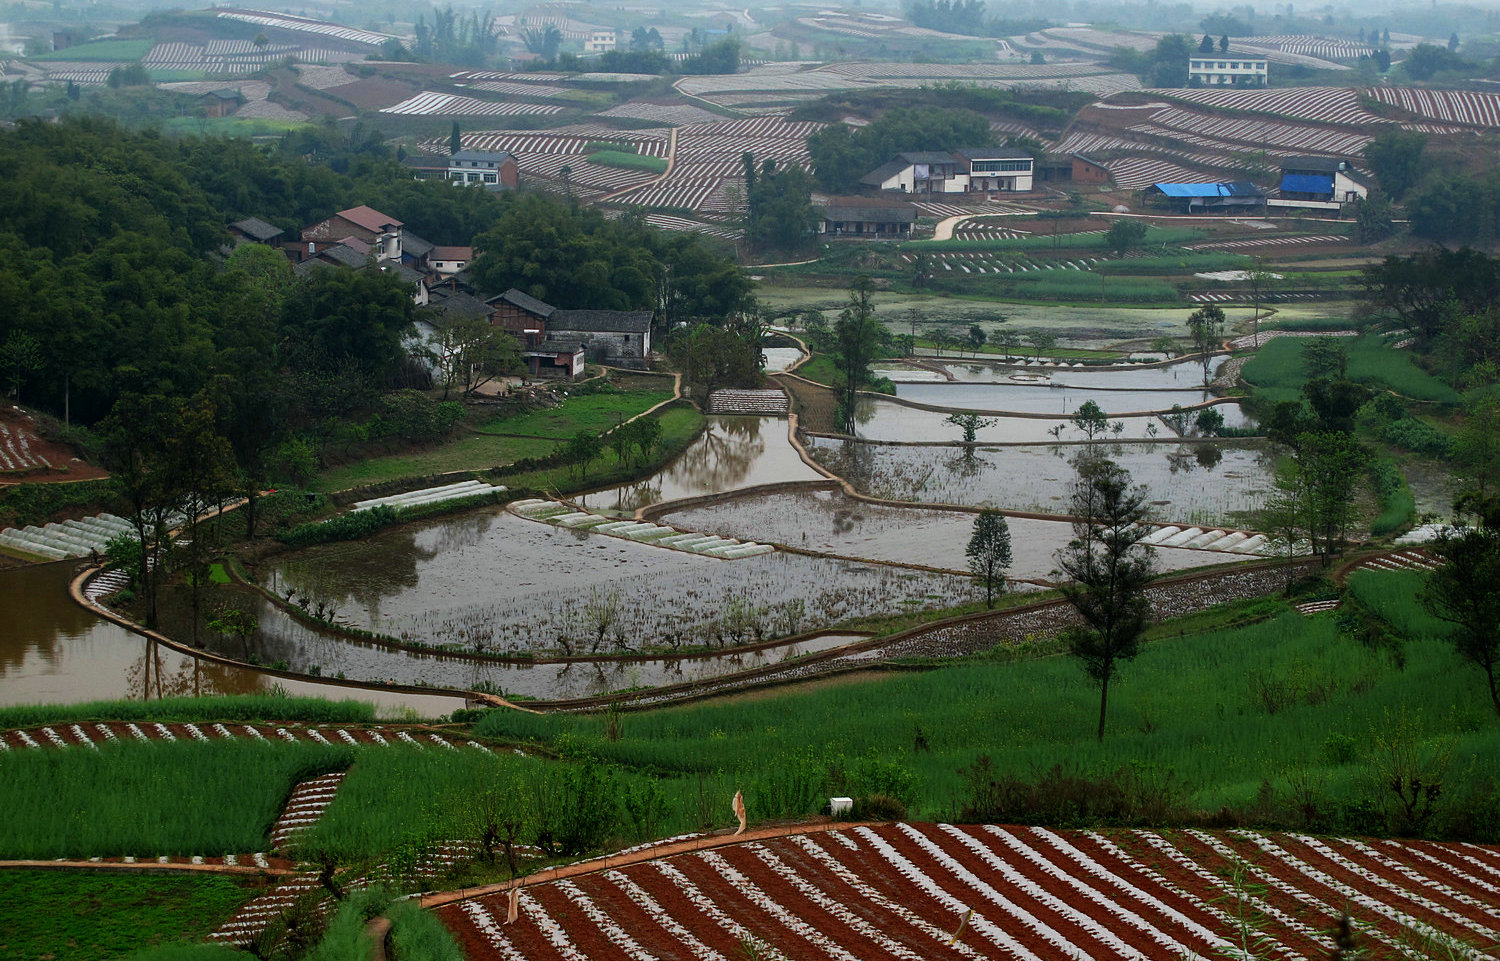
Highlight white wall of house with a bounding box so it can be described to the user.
[965,157,1034,192]
[1333,170,1368,202]
[1187,57,1268,85]
[430,258,467,275]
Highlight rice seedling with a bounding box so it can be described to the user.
[0,739,352,859]
[1,871,259,961]
[0,694,376,730]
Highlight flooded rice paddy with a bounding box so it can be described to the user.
[659,488,1225,579]
[851,397,1168,443]
[888,356,1228,388]
[892,382,1213,416]
[809,438,1274,526]
[156,583,871,702]
[259,509,974,658]
[3,343,1274,707]
[761,347,803,373]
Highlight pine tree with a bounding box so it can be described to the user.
[966,510,1013,609]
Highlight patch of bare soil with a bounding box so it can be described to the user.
[0,406,105,485]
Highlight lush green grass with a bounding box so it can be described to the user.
[476,389,674,437]
[1241,333,1461,407]
[387,901,465,961]
[161,116,308,136]
[0,870,260,961]
[0,695,375,730]
[313,434,559,493]
[791,353,839,386]
[474,591,1500,831]
[0,740,351,859]
[297,747,509,860]
[491,403,704,494]
[27,38,153,60]
[908,226,1205,252]
[586,150,667,174]
[304,886,393,961]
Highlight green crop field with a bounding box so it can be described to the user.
[0,694,374,731]
[585,150,667,174]
[0,871,260,961]
[313,434,559,493]
[0,740,351,859]
[27,38,153,61]
[475,388,674,437]
[1241,333,1461,407]
[475,582,1500,836]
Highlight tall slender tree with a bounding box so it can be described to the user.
[1054,456,1157,741]
[832,275,883,433]
[1421,527,1500,716]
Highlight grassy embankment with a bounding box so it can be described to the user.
[1240,332,1461,534]
[312,377,680,492]
[0,871,260,961]
[585,150,668,174]
[1239,332,1462,408]
[7,570,1495,874]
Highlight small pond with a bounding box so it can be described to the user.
[577,415,824,514]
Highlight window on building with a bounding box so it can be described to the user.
[483,172,497,183]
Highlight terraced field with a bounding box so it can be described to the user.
[439,822,1500,961]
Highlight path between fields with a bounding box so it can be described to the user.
[419,821,871,910]
[597,127,677,204]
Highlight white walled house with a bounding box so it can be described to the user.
[858,152,965,194]
[1277,157,1369,204]
[1187,55,1268,86]
[584,30,617,52]
[860,149,1036,195]
[957,147,1035,193]
[429,245,473,275]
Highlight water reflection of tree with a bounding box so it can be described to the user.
[125,638,271,701]
[944,447,996,482]
[662,417,767,496]
[0,565,105,671]
[1165,444,1224,474]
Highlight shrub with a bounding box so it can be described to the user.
[279,505,399,548]
[851,793,908,821]
[387,900,466,961]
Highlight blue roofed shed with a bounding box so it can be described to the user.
[1279,173,1335,197]
[1144,181,1267,212]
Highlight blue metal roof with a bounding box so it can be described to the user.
[1280,173,1334,195]
[1151,182,1266,198]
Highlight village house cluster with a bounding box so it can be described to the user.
[228,199,649,382]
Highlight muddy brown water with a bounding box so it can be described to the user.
[0,563,466,714]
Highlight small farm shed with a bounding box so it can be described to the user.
[1143,182,1266,214]
[817,197,916,238]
